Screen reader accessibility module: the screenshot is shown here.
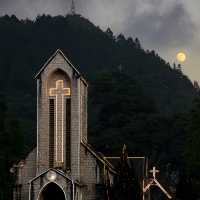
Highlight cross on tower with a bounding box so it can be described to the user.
[49,80,70,164]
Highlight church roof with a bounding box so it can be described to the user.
[35,49,87,85]
[81,142,117,174]
[29,168,81,185]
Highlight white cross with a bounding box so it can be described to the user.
[149,166,159,179]
[143,166,172,199]
[49,80,70,164]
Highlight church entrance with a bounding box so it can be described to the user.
[39,182,66,200]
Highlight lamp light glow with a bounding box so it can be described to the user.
[46,171,57,181]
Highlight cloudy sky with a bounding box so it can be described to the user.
[0,0,200,82]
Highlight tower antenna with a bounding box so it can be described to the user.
[70,0,76,15]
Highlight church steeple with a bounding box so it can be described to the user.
[36,50,88,179]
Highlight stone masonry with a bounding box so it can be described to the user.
[12,49,115,200]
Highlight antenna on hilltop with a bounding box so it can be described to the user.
[70,0,76,15]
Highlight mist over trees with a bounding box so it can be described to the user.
[0,14,199,199]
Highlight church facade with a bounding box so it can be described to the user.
[12,49,115,200]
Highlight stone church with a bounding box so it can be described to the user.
[12,49,116,200]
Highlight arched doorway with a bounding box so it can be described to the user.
[39,182,66,200]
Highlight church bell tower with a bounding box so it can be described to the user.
[35,49,88,180]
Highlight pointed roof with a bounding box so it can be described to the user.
[29,168,73,183]
[28,168,84,186]
[35,49,87,85]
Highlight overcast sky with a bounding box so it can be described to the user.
[0,0,200,82]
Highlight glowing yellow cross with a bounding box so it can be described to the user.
[49,80,70,97]
[49,80,70,164]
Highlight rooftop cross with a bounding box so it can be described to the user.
[149,166,159,179]
[143,166,172,199]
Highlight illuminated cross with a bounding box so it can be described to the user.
[143,166,172,199]
[49,80,70,164]
[149,166,159,179]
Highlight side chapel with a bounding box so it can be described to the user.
[12,49,116,200]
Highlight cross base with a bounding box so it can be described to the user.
[54,162,64,169]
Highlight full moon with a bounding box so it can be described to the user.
[176,52,186,62]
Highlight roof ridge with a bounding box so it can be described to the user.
[34,49,88,86]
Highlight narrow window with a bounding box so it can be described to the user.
[66,98,71,170]
[49,99,54,168]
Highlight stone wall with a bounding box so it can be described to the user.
[80,144,99,200]
[16,148,36,200]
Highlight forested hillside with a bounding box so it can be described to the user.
[0,14,199,199]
